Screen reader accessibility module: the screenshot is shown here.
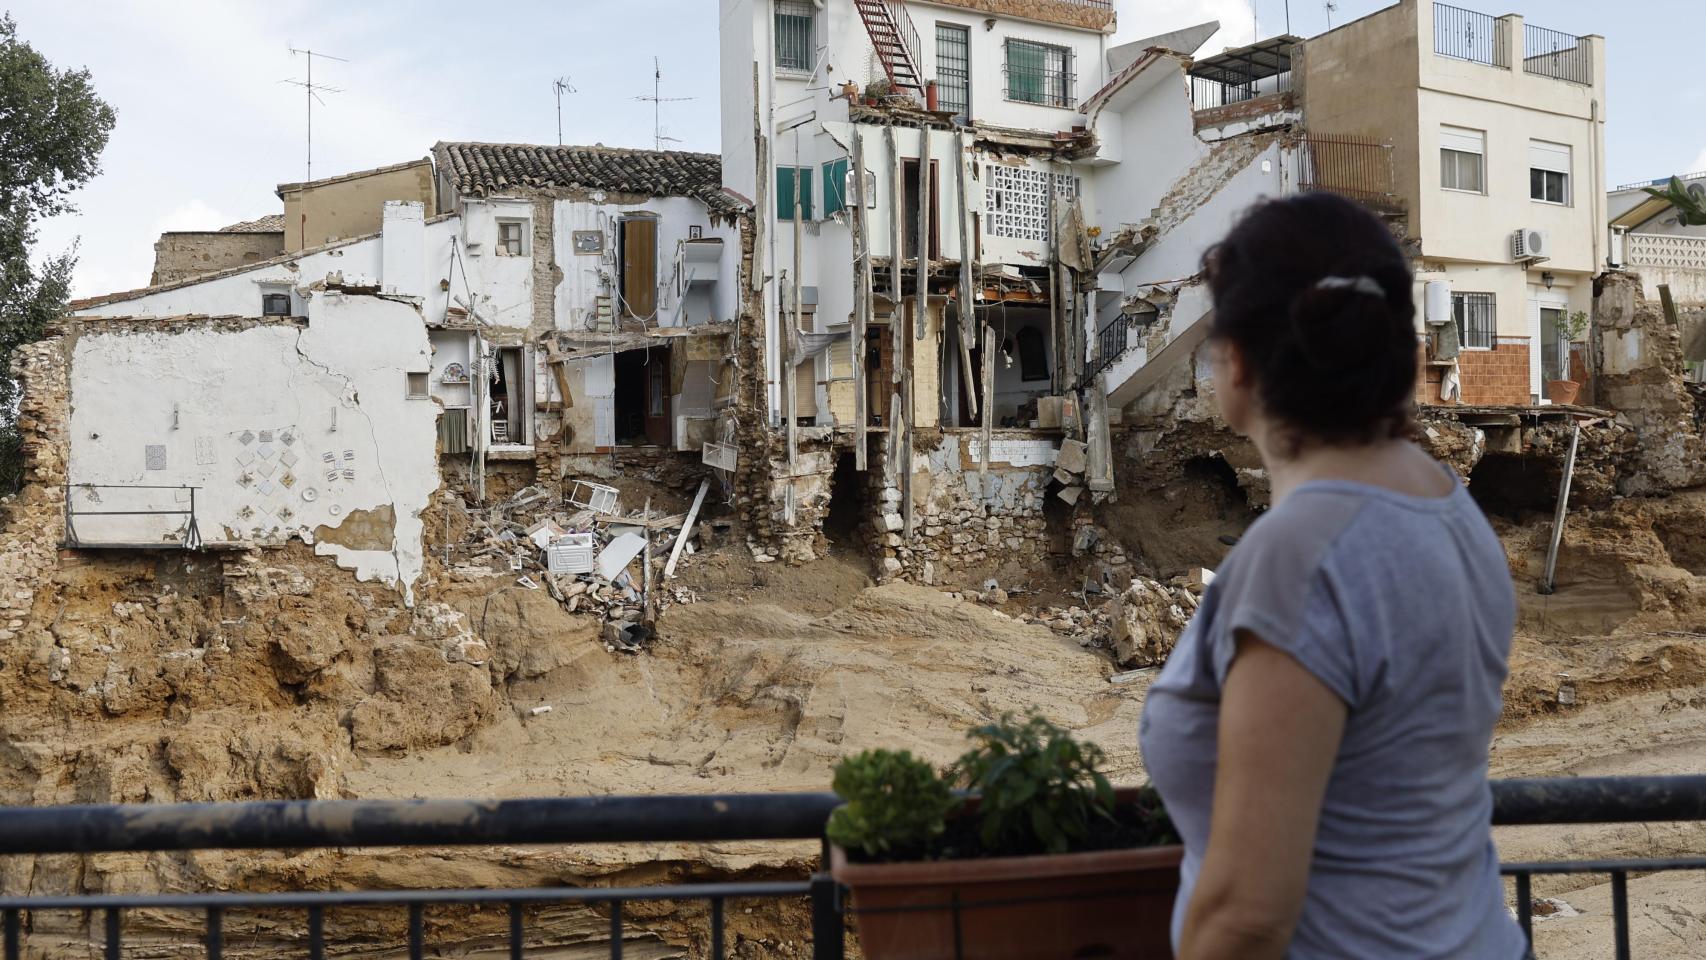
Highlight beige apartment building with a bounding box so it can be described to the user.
[1303,0,1606,405]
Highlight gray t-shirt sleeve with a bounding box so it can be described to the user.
[1201,493,1381,710]
[1208,570,1364,709]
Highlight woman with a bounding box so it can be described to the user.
[1139,192,1528,960]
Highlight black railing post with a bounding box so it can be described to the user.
[1612,870,1630,960]
[811,839,845,960]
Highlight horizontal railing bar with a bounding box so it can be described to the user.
[0,881,814,912]
[0,793,842,853]
[1491,775,1706,825]
[1502,856,1706,875]
[66,510,195,517]
[68,485,202,491]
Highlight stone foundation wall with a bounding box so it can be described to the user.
[1595,271,1706,495]
[1,337,74,644]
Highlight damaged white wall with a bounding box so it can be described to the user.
[550,195,742,331]
[66,294,440,599]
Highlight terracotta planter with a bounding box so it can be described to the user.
[831,796,1183,960]
[1548,379,1581,405]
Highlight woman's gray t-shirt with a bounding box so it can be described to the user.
[1140,476,1527,959]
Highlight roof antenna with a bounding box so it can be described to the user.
[553,76,576,146]
[1324,0,1338,29]
[634,56,694,151]
[283,46,347,182]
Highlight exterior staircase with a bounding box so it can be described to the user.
[854,0,925,98]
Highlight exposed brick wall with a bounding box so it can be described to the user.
[151,232,284,286]
[1456,339,1532,406]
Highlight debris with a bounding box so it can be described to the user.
[528,705,553,717]
[568,480,620,514]
[1057,438,1089,474]
[516,576,540,590]
[527,519,568,550]
[544,532,596,575]
[1109,668,1157,685]
[596,532,648,581]
[664,480,710,580]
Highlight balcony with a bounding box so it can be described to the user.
[1296,133,1402,215]
[1188,36,1299,130]
[1433,3,1593,85]
[919,0,1114,32]
[3,776,1703,958]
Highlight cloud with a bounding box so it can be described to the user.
[151,200,229,235]
[1114,0,1259,52]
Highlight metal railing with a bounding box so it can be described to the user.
[1004,39,1076,108]
[63,483,202,550]
[1524,23,1593,84]
[1297,134,1400,211]
[1434,3,1510,67]
[4,777,1706,958]
[1190,71,1294,112]
[885,0,923,92]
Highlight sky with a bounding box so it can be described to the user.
[12,0,1706,298]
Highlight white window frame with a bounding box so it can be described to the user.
[495,218,529,257]
[1440,126,1487,195]
[1529,140,1572,206]
[1453,292,1497,351]
[773,0,817,76]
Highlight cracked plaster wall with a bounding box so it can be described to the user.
[66,294,439,599]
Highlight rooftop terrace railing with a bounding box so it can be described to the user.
[1524,22,1593,85]
[3,776,1705,958]
[1434,2,1509,67]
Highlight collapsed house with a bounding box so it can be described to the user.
[34,0,1624,607]
[60,144,753,599]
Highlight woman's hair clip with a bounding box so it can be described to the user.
[1314,275,1386,298]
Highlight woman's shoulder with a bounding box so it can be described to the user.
[1229,486,1372,580]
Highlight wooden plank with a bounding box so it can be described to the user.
[1540,424,1581,596]
[888,125,904,346]
[915,121,931,343]
[663,479,709,580]
[852,130,872,472]
[980,321,994,493]
[955,131,978,421]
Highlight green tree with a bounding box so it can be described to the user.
[0,14,115,490]
[1643,176,1706,228]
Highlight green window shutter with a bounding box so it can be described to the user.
[823,158,849,217]
[1007,40,1046,103]
[776,167,814,220]
[776,167,796,220]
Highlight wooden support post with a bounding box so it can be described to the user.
[851,130,873,472]
[955,131,977,421]
[1540,424,1581,596]
[640,497,653,623]
[888,125,904,338]
[664,480,709,580]
[980,320,994,496]
[1046,161,1062,394]
[915,122,931,343]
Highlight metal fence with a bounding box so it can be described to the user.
[63,483,202,550]
[1524,23,1593,84]
[1189,70,1294,112]
[4,778,1706,958]
[1296,134,1399,211]
[1003,39,1075,108]
[1434,3,1509,67]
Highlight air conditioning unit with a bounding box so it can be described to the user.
[1512,228,1551,263]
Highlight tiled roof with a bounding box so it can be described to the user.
[220,214,285,233]
[433,142,742,213]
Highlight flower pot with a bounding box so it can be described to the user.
[1548,379,1581,405]
[831,790,1183,960]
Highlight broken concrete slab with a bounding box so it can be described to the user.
[1057,439,1089,474]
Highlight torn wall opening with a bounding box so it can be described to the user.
[612,346,673,447]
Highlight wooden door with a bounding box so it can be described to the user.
[644,345,672,446]
[623,218,658,319]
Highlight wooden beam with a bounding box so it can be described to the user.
[955,130,977,421]
[852,130,872,472]
[664,479,709,580]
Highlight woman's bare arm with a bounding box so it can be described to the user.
[1177,630,1349,960]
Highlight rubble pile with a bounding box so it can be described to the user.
[441,478,711,654]
[1009,570,1205,668]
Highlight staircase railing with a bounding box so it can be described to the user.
[856,0,925,96]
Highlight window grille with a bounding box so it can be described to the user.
[937,24,970,119]
[1454,292,1496,350]
[775,0,815,72]
[1005,39,1073,107]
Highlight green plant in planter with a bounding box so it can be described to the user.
[952,714,1117,856]
[1561,309,1590,344]
[826,749,960,859]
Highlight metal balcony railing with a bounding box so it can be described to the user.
[2,777,1705,958]
[1297,134,1400,212]
[1190,71,1293,111]
[63,483,203,550]
[1524,23,1593,85]
[1435,2,1510,67]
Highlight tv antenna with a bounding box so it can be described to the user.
[553,76,576,146]
[634,57,694,151]
[283,47,347,182]
[1324,0,1338,29]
